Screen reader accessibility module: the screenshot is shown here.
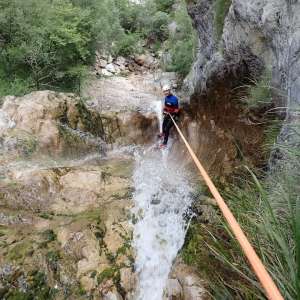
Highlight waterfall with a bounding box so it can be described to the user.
[132,150,192,300]
[132,100,192,299]
[152,100,163,133]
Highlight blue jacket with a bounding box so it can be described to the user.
[164,94,179,109]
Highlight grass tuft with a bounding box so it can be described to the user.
[182,122,300,299]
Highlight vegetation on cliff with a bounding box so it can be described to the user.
[181,72,300,299]
[0,0,195,96]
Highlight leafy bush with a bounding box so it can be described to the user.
[114,0,141,32]
[113,32,142,57]
[168,39,195,76]
[155,0,175,12]
[0,0,124,95]
[0,76,33,97]
[0,0,196,94]
[140,10,170,42]
[164,1,197,77]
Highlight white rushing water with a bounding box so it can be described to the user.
[132,97,193,299]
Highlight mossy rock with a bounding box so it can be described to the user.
[97,267,118,285]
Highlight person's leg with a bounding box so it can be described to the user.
[162,115,168,140]
[163,117,174,145]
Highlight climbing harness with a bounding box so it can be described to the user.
[168,114,284,300]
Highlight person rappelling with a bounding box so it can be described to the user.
[158,84,180,149]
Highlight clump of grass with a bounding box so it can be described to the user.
[263,119,282,154]
[241,71,273,109]
[214,0,232,41]
[97,267,118,285]
[41,229,57,243]
[182,125,300,299]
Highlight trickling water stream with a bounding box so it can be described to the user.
[132,101,193,300]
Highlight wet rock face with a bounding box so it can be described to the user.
[0,157,135,299]
[0,91,106,158]
[164,260,208,300]
[172,79,267,178]
[185,0,300,151]
[0,90,140,300]
[0,90,160,161]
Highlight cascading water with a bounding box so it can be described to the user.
[152,100,163,132]
[132,101,193,300]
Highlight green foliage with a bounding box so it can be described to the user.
[141,10,170,42]
[168,39,195,76]
[97,267,118,284]
[117,0,171,43]
[0,0,197,94]
[155,0,175,12]
[0,0,123,95]
[241,71,273,109]
[182,139,300,299]
[114,0,141,32]
[263,119,282,153]
[39,229,57,248]
[0,76,33,97]
[214,0,231,41]
[113,32,142,57]
[165,1,197,77]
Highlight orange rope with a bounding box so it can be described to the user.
[169,114,284,300]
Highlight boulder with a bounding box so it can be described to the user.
[134,54,147,66]
[102,69,114,77]
[165,278,183,300]
[0,91,105,157]
[107,55,113,64]
[0,110,15,134]
[127,62,140,72]
[170,260,207,300]
[106,63,117,74]
[120,268,136,293]
[99,59,108,68]
[103,290,123,300]
[114,56,126,67]
[134,54,155,68]
[159,72,177,89]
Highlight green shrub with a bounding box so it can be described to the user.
[168,39,195,76]
[143,11,170,41]
[164,0,197,77]
[214,0,232,41]
[114,32,142,56]
[0,74,33,98]
[97,267,117,284]
[114,0,141,32]
[155,0,175,12]
[0,0,124,95]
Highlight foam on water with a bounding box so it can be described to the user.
[152,100,163,133]
[132,149,192,300]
